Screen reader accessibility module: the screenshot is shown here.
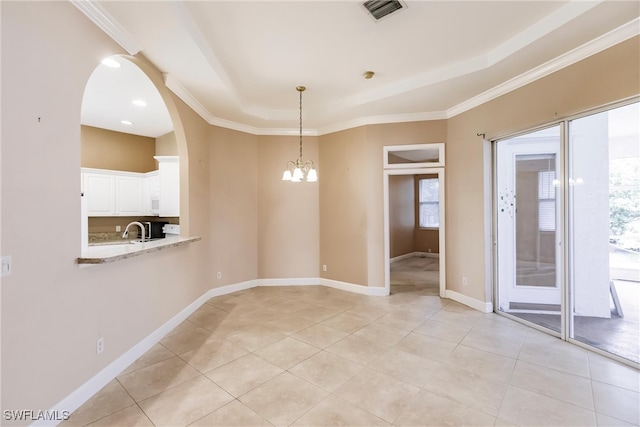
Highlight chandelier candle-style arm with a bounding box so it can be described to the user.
[282,86,318,183]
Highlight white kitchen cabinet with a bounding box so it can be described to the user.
[154,156,180,217]
[83,171,116,216]
[115,175,143,216]
[82,168,145,217]
[143,170,160,216]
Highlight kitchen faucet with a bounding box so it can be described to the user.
[122,221,146,242]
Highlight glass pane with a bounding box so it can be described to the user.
[569,102,639,364]
[419,179,439,227]
[496,125,561,334]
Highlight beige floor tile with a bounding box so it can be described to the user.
[190,400,271,426]
[429,309,481,328]
[460,328,523,359]
[352,322,409,346]
[395,389,496,426]
[186,305,233,329]
[254,336,319,370]
[419,361,508,416]
[139,376,233,426]
[205,353,283,397]
[344,304,390,322]
[373,347,443,387]
[264,313,317,335]
[289,350,365,392]
[321,312,370,333]
[165,319,201,337]
[589,352,640,392]
[446,345,516,383]
[160,327,218,355]
[239,371,328,426]
[518,339,590,378]
[376,308,432,331]
[179,338,249,373]
[299,305,341,323]
[394,331,457,363]
[498,385,596,426]
[225,324,286,352]
[592,380,640,425]
[293,323,349,349]
[510,360,594,410]
[326,334,390,365]
[120,343,175,376]
[117,356,201,402]
[292,395,389,426]
[60,380,135,427]
[334,369,420,423]
[85,405,153,427]
[595,412,638,427]
[414,319,471,344]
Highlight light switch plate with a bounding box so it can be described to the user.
[1,256,12,277]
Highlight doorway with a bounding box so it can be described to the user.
[383,143,446,297]
[494,101,640,365]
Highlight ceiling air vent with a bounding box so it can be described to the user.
[362,0,406,21]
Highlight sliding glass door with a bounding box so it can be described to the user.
[568,103,639,364]
[496,101,639,364]
[496,126,563,334]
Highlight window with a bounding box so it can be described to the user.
[538,170,556,231]
[419,178,439,228]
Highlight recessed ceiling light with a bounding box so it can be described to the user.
[121,120,134,125]
[101,57,121,68]
[132,99,147,107]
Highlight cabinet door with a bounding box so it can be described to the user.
[159,161,180,217]
[84,173,115,216]
[116,176,143,216]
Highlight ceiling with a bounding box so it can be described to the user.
[75,0,639,138]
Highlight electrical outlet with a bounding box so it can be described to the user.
[462,276,468,286]
[322,265,327,272]
[115,225,121,232]
[217,272,222,279]
[96,337,104,354]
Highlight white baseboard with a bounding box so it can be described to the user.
[43,277,387,425]
[390,251,439,263]
[445,289,493,313]
[320,278,388,296]
[257,278,319,286]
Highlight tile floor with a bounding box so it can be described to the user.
[62,285,640,427]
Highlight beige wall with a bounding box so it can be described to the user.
[258,135,320,279]
[156,131,178,157]
[319,127,369,285]
[1,2,211,416]
[2,0,639,418]
[209,126,259,285]
[81,125,157,172]
[446,36,640,302]
[389,175,415,258]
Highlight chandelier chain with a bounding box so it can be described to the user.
[299,87,303,160]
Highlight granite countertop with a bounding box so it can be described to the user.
[78,236,201,264]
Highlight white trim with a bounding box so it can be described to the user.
[36,285,223,426]
[257,278,319,287]
[320,278,388,296]
[390,252,439,263]
[69,1,142,55]
[446,290,493,313]
[383,143,445,169]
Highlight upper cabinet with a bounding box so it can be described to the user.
[155,156,180,217]
[82,162,179,218]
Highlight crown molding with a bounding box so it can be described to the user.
[446,18,640,118]
[70,0,142,55]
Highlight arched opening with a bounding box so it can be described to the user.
[80,54,189,250]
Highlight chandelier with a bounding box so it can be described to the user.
[282,86,318,182]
